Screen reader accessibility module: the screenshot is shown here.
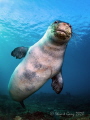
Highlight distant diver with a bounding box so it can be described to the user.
[8,20,72,108]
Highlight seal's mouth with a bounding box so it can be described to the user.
[56,29,67,35]
[55,28,71,39]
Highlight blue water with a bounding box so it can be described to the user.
[0,0,90,96]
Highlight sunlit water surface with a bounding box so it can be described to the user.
[0,0,90,96]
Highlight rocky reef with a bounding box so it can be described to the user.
[0,92,90,120]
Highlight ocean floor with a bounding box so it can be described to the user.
[0,92,90,120]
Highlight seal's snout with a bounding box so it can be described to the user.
[56,22,72,37]
[50,20,72,43]
[61,22,71,28]
[58,22,72,33]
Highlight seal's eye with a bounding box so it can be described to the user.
[54,20,61,24]
[54,20,62,24]
[54,21,59,24]
[67,23,72,28]
[69,25,72,28]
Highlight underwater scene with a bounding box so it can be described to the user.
[0,0,90,120]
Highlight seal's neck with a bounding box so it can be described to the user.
[39,32,67,52]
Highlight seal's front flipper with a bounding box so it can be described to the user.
[11,46,29,59]
[51,71,63,94]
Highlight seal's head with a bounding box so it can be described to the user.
[46,20,72,45]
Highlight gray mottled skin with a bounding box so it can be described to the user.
[8,20,72,102]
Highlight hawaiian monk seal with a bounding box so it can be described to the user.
[8,20,72,108]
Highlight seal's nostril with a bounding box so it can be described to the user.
[63,23,67,25]
[62,22,72,28]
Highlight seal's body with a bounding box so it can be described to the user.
[8,20,72,103]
